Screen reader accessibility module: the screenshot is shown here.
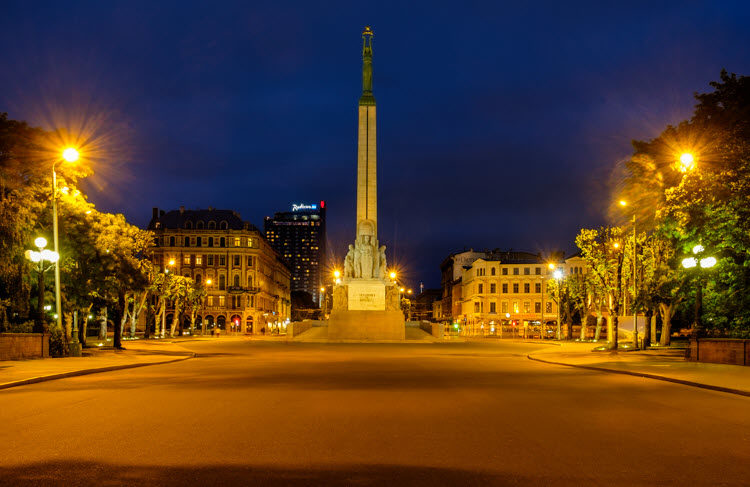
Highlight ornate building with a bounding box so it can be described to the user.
[147,207,291,334]
[458,251,588,337]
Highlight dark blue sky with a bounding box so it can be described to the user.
[2,1,749,288]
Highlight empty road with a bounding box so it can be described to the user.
[1,339,748,486]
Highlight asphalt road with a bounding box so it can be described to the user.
[1,339,749,486]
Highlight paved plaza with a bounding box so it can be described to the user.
[1,339,749,486]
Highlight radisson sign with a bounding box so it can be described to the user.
[292,203,317,212]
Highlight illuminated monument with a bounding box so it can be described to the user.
[328,26,405,340]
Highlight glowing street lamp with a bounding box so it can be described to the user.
[553,269,563,339]
[389,271,396,280]
[682,244,716,338]
[24,238,59,334]
[678,152,695,173]
[51,147,80,350]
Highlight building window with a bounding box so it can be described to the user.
[207,255,214,266]
[208,237,214,247]
[197,237,202,247]
[196,255,203,266]
[169,236,175,246]
[474,302,480,313]
[196,274,202,285]
[220,221,228,230]
[247,275,253,287]
[502,283,508,293]
[220,237,226,248]
[219,295,225,307]
[247,256,253,267]
[234,237,240,247]
[490,302,496,313]
[233,275,240,287]
[491,267,496,276]
[513,283,519,293]
[524,302,530,313]
[247,238,253,247]
[524,267,530,275]
[207,296,214,306]
[219,275,226,290]
[535,302,541,313]
[490,283,496,293]
[535,267,541,275]
[183,255,190,265]
[502,268,508,275]
[208,221,216,230]
[478,283,483,294]
[219,255,226,266]
[535,282,541,293]
[185,221,193,229]
[197,221,204,229]
[513,268,519,275]
[233,255,240,266]
[513,301,519,313]
[524,283,530,293]
[501,302,508,313]
[546,302,552,313]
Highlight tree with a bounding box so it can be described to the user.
[576,227,627,350]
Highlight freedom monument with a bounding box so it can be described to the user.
[328,26,405,340]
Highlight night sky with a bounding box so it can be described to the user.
[2,2,749,288]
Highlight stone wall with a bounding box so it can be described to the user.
[287,321,314,338]
[0,333,50,360]
[688,338,750,366]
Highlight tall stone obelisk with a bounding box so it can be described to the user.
[357,26,377,238]
[328,26,405,341]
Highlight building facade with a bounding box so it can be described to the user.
[148,207,291,334]
[458,251,587,337]
[439,250,487,322]
[264,202,326,305]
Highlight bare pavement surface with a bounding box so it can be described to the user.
[1,338,749,486]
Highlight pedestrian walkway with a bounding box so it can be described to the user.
[0,339,195,390]
[528,341,750,396]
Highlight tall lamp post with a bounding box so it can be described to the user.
[24,237,59,333]
[618,200,639,348]
[553,269,563,340]
[682,245,716,339]
[51,148,79,352]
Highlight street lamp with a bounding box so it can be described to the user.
[51,147,79,346]
[201,278,212,335]
[682,244,716,338]
[618,199,639,349]
[553,269,563,340]
[678,152,696,173]
[24,238,59,334]
[333,269,341,285]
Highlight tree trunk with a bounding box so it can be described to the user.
[114,290,125,349]
[99,307,108,340]
[160,300,166,338]
[659,303,674,346]
[594,314,602,341]
[119,296,128,340]
[580,314,588,341]
[170,305,179,337]
[642,309,653,349]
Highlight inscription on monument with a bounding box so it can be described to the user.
[348,282,386,310]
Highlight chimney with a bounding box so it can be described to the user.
[152,207,159,220]
[179,206,185,214]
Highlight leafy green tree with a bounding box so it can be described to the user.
[576,227,627,349]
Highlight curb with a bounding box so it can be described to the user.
[527,354,750,398]
[0,353,195,391]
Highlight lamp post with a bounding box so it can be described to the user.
[682,245,716,338]
[619,200,639,349]
[51,147,79,345]
[202,278,212,335]
[24,237,59,333]
[553,269,563,340]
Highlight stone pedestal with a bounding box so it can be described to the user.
[328,280,405,341]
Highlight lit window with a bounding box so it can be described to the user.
[183,255,190,265]
[219,295,225,307]
[196,255,203,265]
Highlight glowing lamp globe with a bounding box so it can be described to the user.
[62,147,79,163]
[34,237,48,249]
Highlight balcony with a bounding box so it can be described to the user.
[227,286,260,294]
